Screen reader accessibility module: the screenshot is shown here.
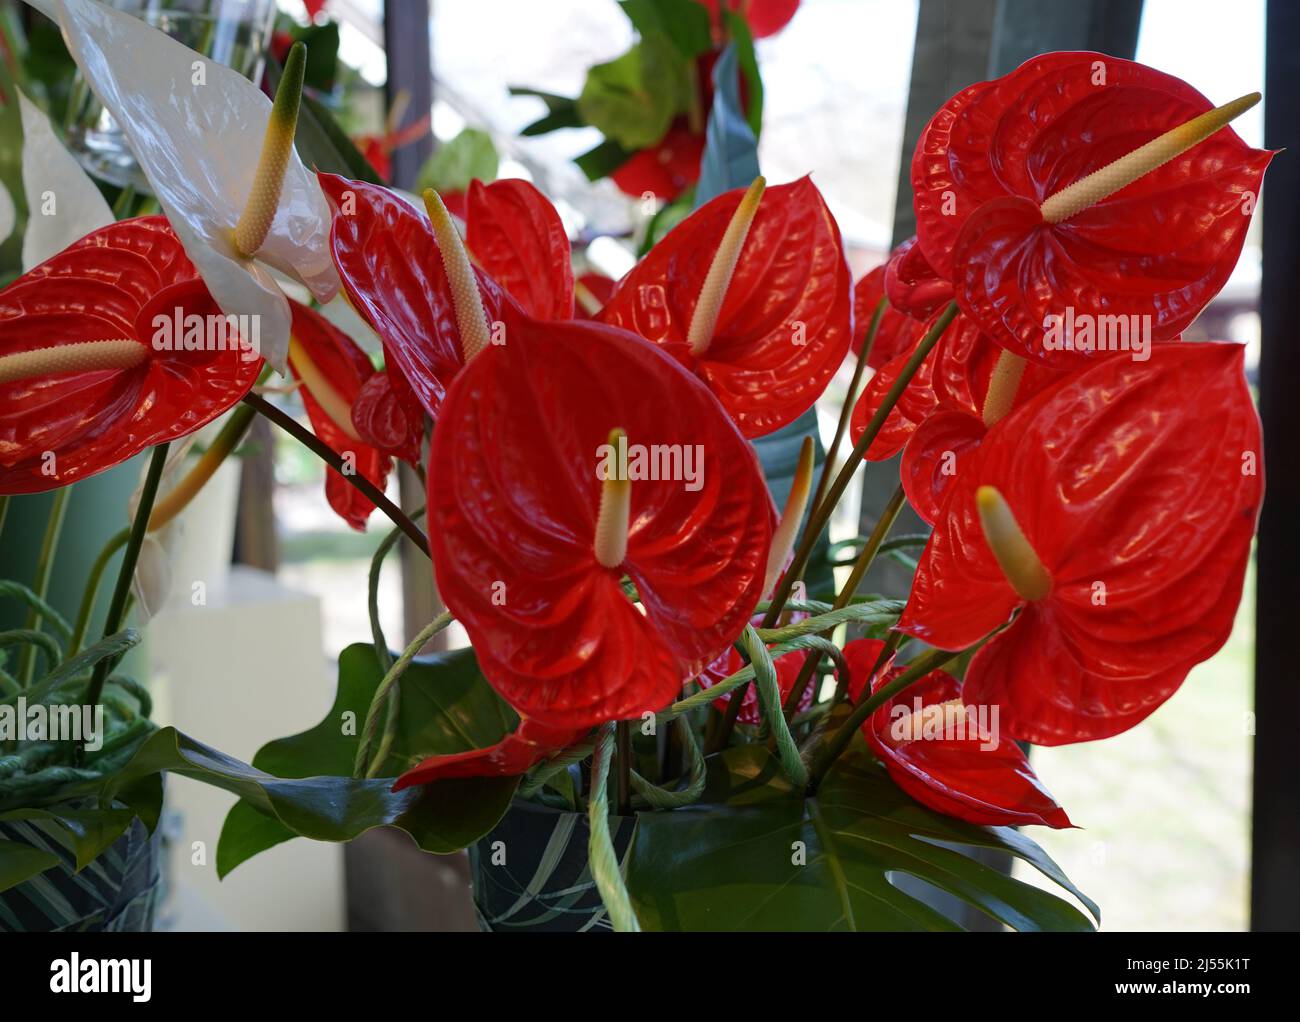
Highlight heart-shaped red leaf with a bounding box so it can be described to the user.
[600,177,852,438]
[0,217,261,494]
[428,311,774,728]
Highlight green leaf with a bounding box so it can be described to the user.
[510,88,584,136]
[620,0,713,58]
[626,745,1099,931]
[575,139,633,180]
[0,839,59,895]
[752,409,834,598]
[724,10,764,137]
[415,127,500,195]
[98,727,517,877]
[216,643,517,876]
[693,41,759,208]
[0,804,136,873]
[290,21,341,93]
[578,33,692,151]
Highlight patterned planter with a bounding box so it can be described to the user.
[0,813,162,932]
[469,800,635,932]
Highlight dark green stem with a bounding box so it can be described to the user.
[19,487,71,685]
[244,393,429,558]
[69,529,129,658]
[82,444,170,724]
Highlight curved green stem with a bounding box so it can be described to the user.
[588,722,641,932]
[82,444,169,723]
[368,507,425,674]
[809,297,885,516]
[69,529,129,658]
[355,610,454,778]
[19,487,71,685]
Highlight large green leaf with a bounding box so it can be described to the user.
[626,745,1099,931]
[0,839,59,894]
[578,32,693,151]
[0,804,136,875]
[620,0,713,58]
[693,41,758,207]
[216,643,517,876]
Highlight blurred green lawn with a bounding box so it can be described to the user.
[1014,559,1256,931]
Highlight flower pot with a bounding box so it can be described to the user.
[468,800,635,932]
[0,813,162,932]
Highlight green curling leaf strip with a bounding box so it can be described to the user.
[587,723,641,932]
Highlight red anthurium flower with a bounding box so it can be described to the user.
[600,177,852,438]
[843,639,1072,828]
[287,300,396,531]
[0,216,262,494]
[610,123,707,201]
[391,717,588,790]
[318,173,518,421]
[428,309,774,729]
[701,0,800,38]
[898,342,1262,744]
[464,178,574,321]
[883,237,953,322]
[912,52,1271,368]
[851,262,923,370]
[696,611,812,725]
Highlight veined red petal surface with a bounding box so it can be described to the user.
[318,172,517,420]
[287,301,393,531]
[428,311,774,728]
[351,369,424,465]
[884,237,954,322]
[912,53,1271,368]
[466,178,574,320]
[600,177,852,438]
[391,717,588,789]
[898,342,1263,744]
[900,410,985,526]
[852,263,923,370]
[843,639,1072,828]
[0,217,261,494]
[849,331,939,461]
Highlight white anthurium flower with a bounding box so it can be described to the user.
[24,0,339,371]
[18,90,113,271]
[0,181,14,244]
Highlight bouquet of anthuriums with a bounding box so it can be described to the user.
[0,0,1272,932]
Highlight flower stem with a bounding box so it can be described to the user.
[762,301,958,631]
[81,444,170,730]
[355,610,453,778]
[18,487,71,685]
[243,392,429,557]
[616,720,632,816]
[780,484,906,716]
[809,298,885,516]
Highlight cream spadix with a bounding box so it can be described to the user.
[1040,92,1260,224]
[0,339,145,385]
[594,428,632,569]
[233,42,306,258]
[975,485,1052,602]
[287,337,362,443]
[423,188,492,362]
[687,177,765,357]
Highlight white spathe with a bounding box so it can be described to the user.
[27,0,339,370]
[0,182,14,244]
[18,90,113,271]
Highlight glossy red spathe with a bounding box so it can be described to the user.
[391,717,588,789]
[318,172,517,421]
[912,53,1271,369]
[601,177,852,438]
[427,310,775,729]
[844,639,1072,828]
[898,343,1263,744]
[851,262,923,371]
[0,216,262,494]
[287,300,394,531]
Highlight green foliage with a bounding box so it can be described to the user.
[627,745,1100,931]
[216,643,518,876]
[415,127,499,196]
[578,32,693,151]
